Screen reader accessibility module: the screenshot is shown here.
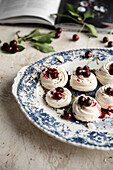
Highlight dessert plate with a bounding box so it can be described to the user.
[12,48,113,150]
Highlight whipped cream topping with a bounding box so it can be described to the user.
[95,84,113,110]
[46,88,71,108]
[70,73,97,92]
[40,66,68,90]
[96,62,113,85]
[72,95,101,122]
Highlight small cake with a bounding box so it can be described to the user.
[70,66,97,91]
[72,95,101,122]
[40,66,68,90]
[95,84,113,110]
[96,62,113,85]
[45,87,71,108]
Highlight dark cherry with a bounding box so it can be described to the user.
[2,42,9,50]
[85,50,92,58]
[73,34,79,41]
[84,97,92,107]
[6,45,12,52]
[109,69,113,75]
[78,96,86,105]
[83,65,90,71]
[103,37,109,43]
[51,72,59,79]
[83,71,91,78]
[12,46,19,53]
[56,87,64,93]
[108,41,113,48]
[76,66,82,76]
[63,111,72,120]
[55,32,60,38]
[10,40,17,47]
[56,27,62,33]
[110,63,113,69]
[53,92,62,100]
[105,87,113,96]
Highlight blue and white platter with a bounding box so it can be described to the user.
[12,48,113,150]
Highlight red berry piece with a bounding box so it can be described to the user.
[84,97,92,107]
[73,34,79,41]
[2,42,9,51]
[103,37,109,43]
[55,32,60,38]
[56,27,62,33]
[51,91,54,95]
[105,87,113,96]
[85,50,92,58]
[53,92,62,100]
[78,96,86,105]
[51,72,59,79]
[108,41,113,48]
[64,111,72,120]
[10,40,17,47]
[83,71,91,78]
[56,87,64,93]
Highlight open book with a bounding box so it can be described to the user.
[0,0,113,31]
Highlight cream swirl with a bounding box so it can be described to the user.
[46,88,72,108]
[72,95,101,122]
[70,73,97,92]
[96,62,113,85]
[95,84,113,110]
[40,66,68,90]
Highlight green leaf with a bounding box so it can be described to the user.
[25,29,40,39]
[0,40,2,43]
[16,37,22,44]
[33,43,55,53]
[31,31,55,44]
[84,11,94,20]
[32,35,52,44]
[66,3,78,14]
[71,97,76,104]
[48,31,56,38]
[86,24,98,37]
[110,29,113,34]
[17,45,25,52]
[96,60,99,65]
[54,13,79,23]
[67,10,80,17]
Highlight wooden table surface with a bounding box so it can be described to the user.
[0,25,113,170]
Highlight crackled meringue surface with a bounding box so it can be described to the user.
[40,66,68,90]
[70,73,97,92]
[96,62,113,85]
[46,88,72,108]
[72,95,101,122]
[95,84,113,110]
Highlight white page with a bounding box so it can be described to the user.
[0,0,61,25]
